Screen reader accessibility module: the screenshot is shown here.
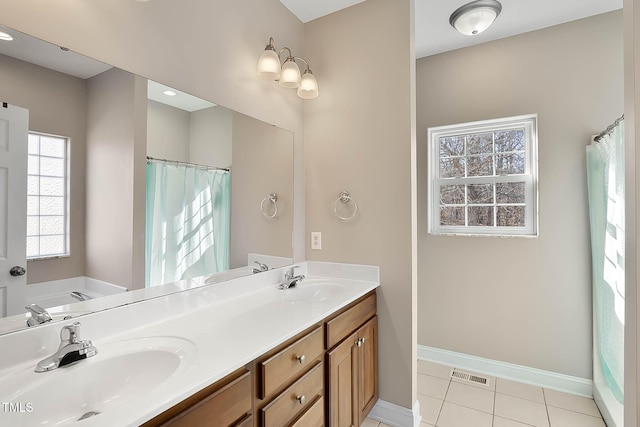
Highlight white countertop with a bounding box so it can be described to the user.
[0,262,379,426]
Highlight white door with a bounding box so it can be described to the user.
[0,103,28,317]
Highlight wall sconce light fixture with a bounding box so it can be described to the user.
[257,37,319,99]
[449,0,502,36]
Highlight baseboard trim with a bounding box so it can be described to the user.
[418,345,593,398]
[368,399,422,427]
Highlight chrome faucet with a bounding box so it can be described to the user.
[25,304,52,327]
[278,266,305,289]
[70,291,93,302]
[252,261,269,274]
[35,322,98,372]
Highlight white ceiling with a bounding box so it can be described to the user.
[282,0,623,58]
[147,80,216,112]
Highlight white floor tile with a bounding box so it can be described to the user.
[444,381,495,414]
[543,389,602,418]
[547,406,606,427]
[493,416,536,426]
[378,423,394,427]
[418,373,450,399]
[418,359,453,379]
[436,401,493,427]
[417,393,443,425]
[496,378,545,403]
[450,369,497,391]
[421,423,435,427]
[494,393,550,427]
[361,418,379,427]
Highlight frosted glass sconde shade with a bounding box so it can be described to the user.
[257,48,281,81]
[279,58,301,88]
[297,70,319,99]
[450,0,502,36]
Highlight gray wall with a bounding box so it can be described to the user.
[230,112,294,268]
[147,100,190,162]
[0,53,87,284]
[190,106,233,168]
[304,0,417,408]
[417,11,623,379]
[86,68,147,289]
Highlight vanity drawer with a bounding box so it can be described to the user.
[325,292,376,349]
[259,325,323,398]
[290,395,324,427]
[154,370,252,427]
[260,361,323,427]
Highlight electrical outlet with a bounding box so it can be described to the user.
[311,232,322,250]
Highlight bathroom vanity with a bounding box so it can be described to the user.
[142,290,378,427]
[0,262,379,427]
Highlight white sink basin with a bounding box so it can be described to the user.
[0,336,197,426]
[284,280,347,302]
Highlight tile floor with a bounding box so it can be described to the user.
[362,360,606,427]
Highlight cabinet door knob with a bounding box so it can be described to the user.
[355,338,363,347]
[296,394,306,405]
[360,337,366,345]
[296,354,306,364]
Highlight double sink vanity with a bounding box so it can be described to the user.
[0,262,380,426]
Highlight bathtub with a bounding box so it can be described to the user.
[27,276,128,309]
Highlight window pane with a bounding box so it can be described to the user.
[27,176,39,196]
[28,155,39,174]
[440,136,465,157]
[40,216,64,235]
[40,136,65,158]
[27,217,39,237]
[495,129,525,152]
[27,237,39,258]
[40,177,64,196]
[27,196,39,216]
[440,184,465,205]
[496,182,525,204]
[467,155,493,177]
[440,157,465,178]
[40,157,65,177]
[28,134,39,154]
[467,133,493,155]
[467,184,494,204]
[497,206,526,227]
[468,206,494,226]
[440,206,465,226]
[41,196,64,216]
[40,235,64,256]
[495,153,525,175]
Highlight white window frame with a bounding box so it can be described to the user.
[27,131,70,260]
[428,114,539,237]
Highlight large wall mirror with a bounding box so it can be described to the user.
[0,25,294,334]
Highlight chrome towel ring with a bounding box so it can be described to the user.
[333,190,358,221]
[261,193,278,219]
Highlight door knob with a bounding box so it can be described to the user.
[10,266,26,277]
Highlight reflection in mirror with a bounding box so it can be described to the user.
[0,25,294,335]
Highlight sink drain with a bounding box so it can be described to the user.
[78,411,101,420]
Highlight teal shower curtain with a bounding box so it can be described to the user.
[586,121,625,404]
[145,161,231,287]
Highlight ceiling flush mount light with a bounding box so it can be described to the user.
[257,37,319,99]
[0,31,14,41]
[449,0,502,36]
[163,90,177,96]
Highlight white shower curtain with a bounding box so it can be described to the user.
[145,161,231,287]
[586,121,624,406]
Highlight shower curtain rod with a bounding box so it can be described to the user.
[146,156,230,172]
[594,114,624,143]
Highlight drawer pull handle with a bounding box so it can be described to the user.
[296,354,306,364]
[296,394,306,405]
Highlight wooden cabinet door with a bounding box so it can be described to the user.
[356,316,378,424]
[327,331,358,427]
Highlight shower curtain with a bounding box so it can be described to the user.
[586,121,625,406]
[145,161,230,287]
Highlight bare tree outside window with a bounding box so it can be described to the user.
[429,115,537,236]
